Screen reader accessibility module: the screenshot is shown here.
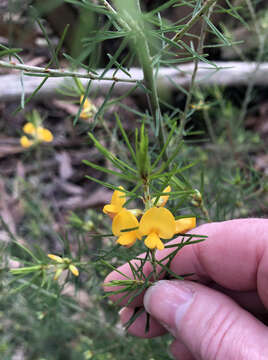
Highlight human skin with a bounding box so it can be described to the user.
[104,218,268,359]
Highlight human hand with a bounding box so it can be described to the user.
[104,218,268,359]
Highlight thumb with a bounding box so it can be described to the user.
[144,280,268,360]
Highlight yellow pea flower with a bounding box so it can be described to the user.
[139,207,176,250]
[103,186,126,219]
[20,122,53,148]
[175,217,196,234]
[36,127,53,142]
[152,185,171,207]
[23,122,36,135]
[20,135,34,148]
[80,95,97,119]
[112,208,141,247]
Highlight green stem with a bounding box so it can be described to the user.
[74,76,85,94]
[143,179,152,210]
[179,1,215,138]
[160,0,217,55]
[203,108,217,145]
[150,249,157,282]
[135,22,167,160]
[100,0,168,159]
[200,202,212,222]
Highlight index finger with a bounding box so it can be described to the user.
[104,218,268,308]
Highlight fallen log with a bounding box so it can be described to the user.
[0,61,268,102]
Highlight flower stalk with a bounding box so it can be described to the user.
[149,249,157,282]
[143,179,152,211]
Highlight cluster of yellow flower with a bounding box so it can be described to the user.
[20,95,95,149]
[103,186,196,250]
[20,122,53,148]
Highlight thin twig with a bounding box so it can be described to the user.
[179,1,215,137]
[0,60,138,83]
[99,0,132,31]
[161,0,217,55]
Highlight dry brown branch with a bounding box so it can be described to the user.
[1,62,268,102]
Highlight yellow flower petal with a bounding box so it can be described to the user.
[139,207,175,239]
[103,187,126,218]
[103,204,118,218]
[112,209,140,247]
[20,136,34,148]
[80,96,95,119]
[111,186,126,208]
[152,185,171,207]
[41,128,53,142]
[175,217,196,234]
[36,127,44,140]
[69,264,79,277]
[23,122,36,135]
[112,209,139,236]
[117,232,137,247]
[144,232,164,250]
[48,254,64,263]
[36,127,53,142]
[159,185,171,207]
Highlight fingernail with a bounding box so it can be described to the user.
[144,280,194,336]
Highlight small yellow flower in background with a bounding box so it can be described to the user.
[47,254,79,280]
[36,127,53,142]
[54,268,63,281]
[47,254,64,263]
[103,186,126,219]
[80,95,97,119]
[112,208,141,247]
[69,264,79,277]
[20,135,34,148]
[23,122,36,135]
[139,207,176,250]
[175,217,196,234]
[20,122,53,148]
[152,185,171,207]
